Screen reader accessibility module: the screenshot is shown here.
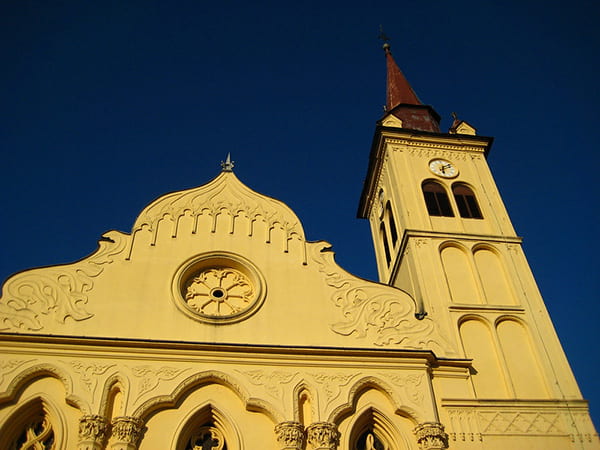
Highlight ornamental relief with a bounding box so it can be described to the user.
[309,242,450,353]
[0,359,33,385]
[408,148,470,161]
[237,369,298,402]
[131,365,188,397]
[0,230,128,331]
[66,361,115,397]
[386,373,425,406]
[131,172,305,249]
[385,137,486,154]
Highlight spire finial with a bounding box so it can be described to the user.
[378,25,391,53]
[221,153,234,172]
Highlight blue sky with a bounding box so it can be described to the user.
[1,0,599,428]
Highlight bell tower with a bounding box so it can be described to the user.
[357,42,598,446]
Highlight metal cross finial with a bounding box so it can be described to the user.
[378,25,391,53]
[451,112,459,121]
[220,153,234,172]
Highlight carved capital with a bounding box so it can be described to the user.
[414,422,449,450]
[275,421,305,449]
[306,422,339,450]
[78,415,110,449]
[110,416,144,449]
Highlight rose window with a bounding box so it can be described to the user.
[185,268,254,317]
[173,252,266,324]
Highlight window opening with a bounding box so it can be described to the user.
[385,202,398,247]
[186,425,226,450]
[422,182,454,217]
[453,184,483,219]
[380,223,391,266]
[355,429,386,450]
[12,412,55,449]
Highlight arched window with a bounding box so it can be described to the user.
[422,181,454,217]
[355,429,386,450]
[177,406,231,450]
[380,223,391,266]
[452,184,482,219]
[385,202,398,247]
[3,398,56,450]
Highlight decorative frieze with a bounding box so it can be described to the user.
[110,416,143,450]
[306,422,339,450]
[275,421,305,449]
[414,422,449,450]
[78,414,110,450]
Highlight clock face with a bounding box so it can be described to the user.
[429,159,458,178]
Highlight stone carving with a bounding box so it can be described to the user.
[310,372,354,406]
[446,408,481,442]
[0,359,32,385]
[478,410,563,434]
[306,422,339,450]
[310,243,449,352]
[67,361,114,397]
[78,414,110,449]
[387,373,425,406]
[414,422,449,450]
[111,416,143,446]
[275,421,305,449]
[238,369,297,402]
[185,268,254,317]
[0,231,128,331]
[130,172,305,254]
[188,426,225,450]
[131,365,187,397]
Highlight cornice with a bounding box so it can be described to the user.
[0,333,471,368]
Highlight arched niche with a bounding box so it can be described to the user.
[496,318,549,398]
[459,317,508,398]
[174,403,238,450]
[440,244,480,304]
[473,246,514,305]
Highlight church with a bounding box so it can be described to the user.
[0,43,597,449]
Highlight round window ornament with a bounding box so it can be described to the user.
[173,252,266,324]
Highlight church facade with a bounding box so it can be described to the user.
[0,46,597,450]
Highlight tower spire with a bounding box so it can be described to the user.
[383,42,422,110]
[378,34,440,133]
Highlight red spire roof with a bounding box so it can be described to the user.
[381,42,440,133]
[385,44,421,109]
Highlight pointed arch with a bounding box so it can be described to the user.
[173,402,241,450]
[0,395,67,449]
[328,376,422,425]
[133,370,283,423]
[385,202,398,248]
[347,406,412,450]
[99,372,129,419]
[292,381,316,426]
[0,363,87,413]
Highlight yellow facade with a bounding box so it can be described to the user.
[1,61,598,449]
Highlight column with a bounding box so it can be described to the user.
[110,416,144,450]
[306,422,339,450]
[77,414,110,450]
[414,422,449,450]
[275,421,305,450]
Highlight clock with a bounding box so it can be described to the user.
[429,159,458,178]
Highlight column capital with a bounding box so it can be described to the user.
[78,414,110,450]
[275,421,305,449]
[414,422,449,450]
[110,416,144,450]
[306,422,339,450]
